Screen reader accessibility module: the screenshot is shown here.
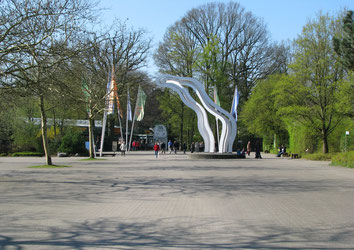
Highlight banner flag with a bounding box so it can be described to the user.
[135,85,147,121]
[127,89,132,121]
[230,85,239,122]
[112,71,123,118]
[213,87,220,106]
[106,71,114,115]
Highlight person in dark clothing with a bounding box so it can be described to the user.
[161,142,166,154]
[173,141,179,154]
[182,142,187,154]
[190,142,195,153]
[255,141,262,159]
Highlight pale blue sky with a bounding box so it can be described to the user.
[97,0,353,74]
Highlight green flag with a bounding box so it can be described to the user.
[135,86,147,121]
[214,87,220,106]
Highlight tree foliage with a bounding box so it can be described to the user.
[334,10,354,71]
[240,74,288,149]
[154,2,289,144]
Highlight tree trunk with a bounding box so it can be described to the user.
[39,95,52,165]
[88,116,95,158]
[322,129,329,154]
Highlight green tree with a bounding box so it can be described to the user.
[334,10,354,71]
[275,12,350,153]
[241,74,288,150]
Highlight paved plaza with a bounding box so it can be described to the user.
[0,152,353,249]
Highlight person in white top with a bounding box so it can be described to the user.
[120,141,127,156]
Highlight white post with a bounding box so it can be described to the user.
[128,87,140,152]
[117,109,124,140]
[99,111,107,157]
[92,125,96,158]
[126,86,130,147]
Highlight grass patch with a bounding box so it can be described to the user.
[79,157,106,161]
[29,165,71,168]
[301,153,335,161]
[12,152,44,157]
[331,151,354,168]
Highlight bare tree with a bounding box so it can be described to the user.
[156,2,289,103]
[0,0,96,165]
[65,22,152,158]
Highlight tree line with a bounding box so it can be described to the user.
[1,1,352,165]
[0,0,154,164]
[154,3,353,154]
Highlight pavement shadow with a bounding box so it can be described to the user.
[1,217,353,249]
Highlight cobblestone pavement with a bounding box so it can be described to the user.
[0,152,353,249]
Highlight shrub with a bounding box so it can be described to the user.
[331,151,354,168]
[58,128,87,155]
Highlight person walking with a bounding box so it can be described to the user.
[195,141,199,152]
[247,141,251,156]
[255,141,262,159]
[190,142,195,153]
[153,142,160,158]
[161,142,166,154]
[182,142,187,154]
[120,141,127,156]
[168,140,173,154]
[173,140,179,154]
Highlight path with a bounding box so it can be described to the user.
[0,152,353,249]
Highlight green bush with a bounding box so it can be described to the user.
[12,151,44,157]
[331,151,354,168]
[11,121,41,152]
[58,128,87,155]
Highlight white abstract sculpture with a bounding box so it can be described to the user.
[157,76,214,152]
[157,75,237,153]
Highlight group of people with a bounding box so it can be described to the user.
[131,140,143,151]
[122,139,279,160]
[153,140,190,158]
[189,141,204,153]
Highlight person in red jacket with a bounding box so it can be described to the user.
[153,142,160,158]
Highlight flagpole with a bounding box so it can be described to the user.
[92,124,97,158]
[128,86,140,152]
[117,108,124,140]
[99,69,112,157]
[99,111,107,157]
[125,86,130,146]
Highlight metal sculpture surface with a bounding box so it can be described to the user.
[157,75,236,153]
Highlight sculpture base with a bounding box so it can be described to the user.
[188,153,245,159]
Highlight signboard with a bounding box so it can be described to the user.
[153,125,167,148]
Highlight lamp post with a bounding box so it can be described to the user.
[345,131,349,152]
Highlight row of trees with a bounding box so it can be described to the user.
[154,3,353,154]
[0,0,154,164]
[1,0,352,162]
[154,2,289,147]
[241,11,353,154]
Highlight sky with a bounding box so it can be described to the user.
[97,0,354,75]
